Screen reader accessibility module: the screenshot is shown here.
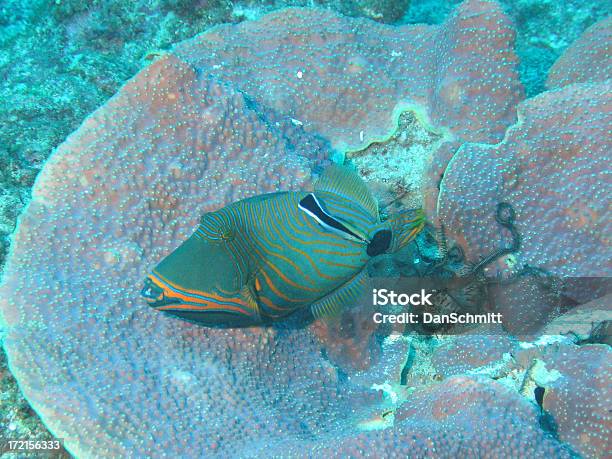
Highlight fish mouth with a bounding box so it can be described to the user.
[141,276,182,308]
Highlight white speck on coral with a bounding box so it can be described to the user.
[171,369,196,386]
[371,382,399,404]
[291,118,303,126]
[296,71,303,79]
[467,352,513,377]
[231,5,262,21]
[384,334,403,344]
[530,359,563,385]
[520,334,569,349]
[359,130,364,142]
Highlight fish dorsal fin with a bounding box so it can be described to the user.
[314,165,378,220]
[310,269,370,320]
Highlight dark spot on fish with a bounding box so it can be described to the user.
[534,386,545,408]
[367,229,391,256]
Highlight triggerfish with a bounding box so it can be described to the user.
[141,165,425,327]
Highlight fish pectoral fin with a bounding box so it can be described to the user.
[310,269,370,320]
[314,164,378,220]
[240,283,261,316]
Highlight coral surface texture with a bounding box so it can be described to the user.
[0,0,610,457]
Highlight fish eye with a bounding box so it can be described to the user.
[367,230,391,256]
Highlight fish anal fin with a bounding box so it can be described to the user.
[315,164,378,219]
[310,269,370,321]
[310,269,379,372]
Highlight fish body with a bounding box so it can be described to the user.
[142,166,424,326]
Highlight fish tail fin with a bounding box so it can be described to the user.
[388,208,426,252]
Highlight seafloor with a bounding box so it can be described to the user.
[0,0,610,457]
